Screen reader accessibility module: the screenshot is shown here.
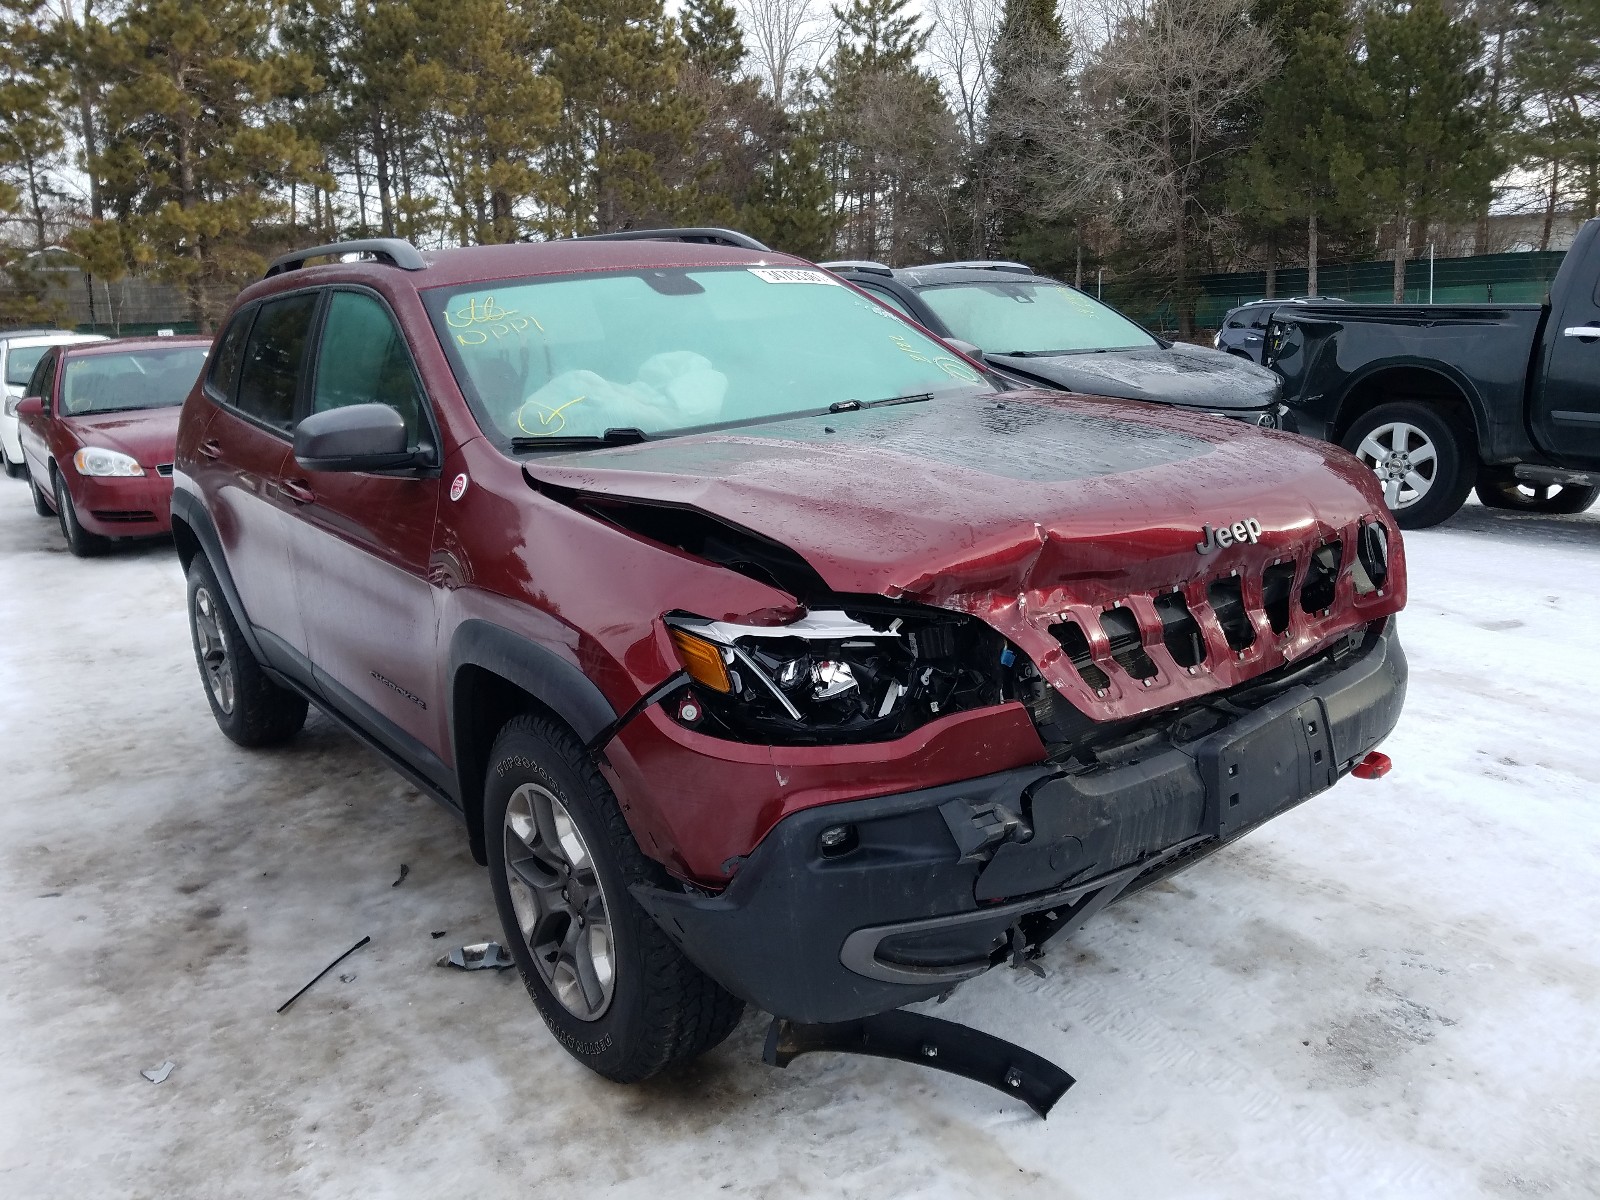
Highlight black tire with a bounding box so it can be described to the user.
[185,555,308,747]
[1341,401,1476,530]
[3,450,23,479]
[485,713,743,1082]
[1474,467,1599,515]
[54,471,107,557]
[27,468,52,515]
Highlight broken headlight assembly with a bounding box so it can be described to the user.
[664,607,1017,744]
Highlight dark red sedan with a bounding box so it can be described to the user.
[14,335,210,555]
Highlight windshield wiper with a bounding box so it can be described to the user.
[510,426,649,451]
[830,393,934,413]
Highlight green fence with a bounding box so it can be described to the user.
[1107,249,1569,332]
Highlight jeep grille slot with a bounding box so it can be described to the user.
[1154,592,1206,668]
[1354,522,1388,593]
[1300,542,1343,613]
[1050,620,1111,691]
[1262,562,1297,634]
[1207,576,1255,651]
[1099,607,1159,680]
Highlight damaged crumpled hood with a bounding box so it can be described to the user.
[989,341,1282,411]
[523,390,1405,719]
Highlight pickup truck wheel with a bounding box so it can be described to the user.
[485,714,744,1082]
[27,468,52,516]
[185,556,308,746]
[1342,402,1475,529]
[1474,469,1599,515]
[54,473,107,557]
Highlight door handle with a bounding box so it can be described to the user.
[279,479,316,505]
[198,438,222,460]
[1562,326,1600,340]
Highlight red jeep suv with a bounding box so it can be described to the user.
[172,232,1407,1083]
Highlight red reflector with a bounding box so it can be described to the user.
[1352,751,1392,780]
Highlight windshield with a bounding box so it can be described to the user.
[424,266,991,443]
[6,345,50,388]
[917,280,1159,355]
[60,346,208,415]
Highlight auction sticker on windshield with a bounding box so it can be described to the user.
[748,268,840,285]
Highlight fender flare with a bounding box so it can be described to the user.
[169,487,273,668]
[447,619,621,861]
[1330,359,1492,445]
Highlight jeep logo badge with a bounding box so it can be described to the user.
[1196,518,1263,553]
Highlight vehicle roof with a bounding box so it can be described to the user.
[239,238,812,305]
[58,334,210,358]
[5,331,107,349]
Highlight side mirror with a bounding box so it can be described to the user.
[11,396,44,420]
[944,338,984,361]
[293,403,414,472]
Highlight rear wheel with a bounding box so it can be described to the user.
[27,468,51,515]
[1342,402,1475,529]
[185,555,308,746]
[485,714,743,1082]
[1475,468,1598,515]
[54,472,106,557]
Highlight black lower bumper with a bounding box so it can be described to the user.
[633,620,1406,1023]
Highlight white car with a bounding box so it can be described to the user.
[1,331,108,476]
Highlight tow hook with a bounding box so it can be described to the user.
[762,1009,1075,1118]
[1352,750,1393,779]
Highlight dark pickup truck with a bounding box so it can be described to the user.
[1267,217,1600,527]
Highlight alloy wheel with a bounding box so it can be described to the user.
[502,782,616,1021]
[1354,421,1438,510]
[192,585,236,715]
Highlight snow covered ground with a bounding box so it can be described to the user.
[1,477,1597,1200]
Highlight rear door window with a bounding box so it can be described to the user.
[206,307,254,403]
[235,292,319,432]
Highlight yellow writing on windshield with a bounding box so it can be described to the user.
[448,294,544,347]
[516,395,585,436]
[889,333,931,363]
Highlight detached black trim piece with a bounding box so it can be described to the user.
[764,1011,1076,1119]
[265,238,426,277]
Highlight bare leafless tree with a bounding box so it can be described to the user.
[738,0,831,108]
[1014,0,1278,331]
[924,0,1004,144]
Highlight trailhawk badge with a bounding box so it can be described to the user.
[1196,517,1263,553]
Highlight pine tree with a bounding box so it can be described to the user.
[1359,0,1498,301]
[1233,0,1371,296]
[823,0,957,261]
[681,0,745,80]
[543,0,698,234]
[0,0,64,250]
[1508,0,1600,237]
[93,0,325,326]
[742,124,835,257]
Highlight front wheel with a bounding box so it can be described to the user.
[485,714,743,1082]
[1475,468,1599,515]
[185,555,308,746]
[2,448,23,479]
[54,472,106,556]
[1342,402,1475,529]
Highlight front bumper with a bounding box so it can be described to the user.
[1280,408,1331,441]
[70,471,174,537]
[634,620,1406,1022]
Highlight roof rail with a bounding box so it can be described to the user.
[820,260,893,276]
[264,238,427,278]
[916,260,1034,274]
[573,227,771,252]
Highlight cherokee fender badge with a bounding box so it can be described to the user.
[449,473,469,502]
[1196,517,1263,554]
